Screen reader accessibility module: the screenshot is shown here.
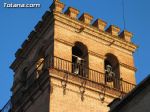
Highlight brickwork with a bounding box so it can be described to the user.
[50,73,110,112]
[10,0,137,112]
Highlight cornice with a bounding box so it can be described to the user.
[120,62,137,72]
[55,38,74,47]
[53,12,137,53]
[88,50,105,59]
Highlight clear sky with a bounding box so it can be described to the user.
[0,0,150,109]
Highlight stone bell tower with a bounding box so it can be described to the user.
[10,0,137,112]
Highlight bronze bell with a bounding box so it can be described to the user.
[105,65,115,82]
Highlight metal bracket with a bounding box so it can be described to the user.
[99,85,106,103]
[119,78,124,99]
[79,80,86,101]
[61,73,68,95]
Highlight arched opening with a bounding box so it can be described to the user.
[104,53,120,89]
[72,42,88,78]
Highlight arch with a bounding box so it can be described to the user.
[72,41,89,77]
[104,53,120,89]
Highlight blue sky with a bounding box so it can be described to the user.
[0,0,150,109]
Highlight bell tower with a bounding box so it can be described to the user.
[10,0,137,112]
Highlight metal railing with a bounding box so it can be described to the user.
[1,55,135,112]
[49,56,136,93]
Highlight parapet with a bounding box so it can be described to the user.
[106,25,121,37]
[79,13,93,25]
[93,19,107,31]
[119,30,133,42]
[65,7,79,19]
[50,0,134,42]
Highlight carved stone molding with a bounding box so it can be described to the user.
[55,38,74,47]
[88,50,105,59]
[120,62,137,71]
[53,12,137,53]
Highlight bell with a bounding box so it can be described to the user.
[106,73,115,82]
[74,68,79,74]
[105,65,115,82]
